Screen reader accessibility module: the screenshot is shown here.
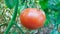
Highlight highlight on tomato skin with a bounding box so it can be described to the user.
[20,8,46,30]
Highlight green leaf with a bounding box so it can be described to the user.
[44,19,49,26]
[5,0,17,9]
[39,0,60,11]
[39,0,48,9]
[57,11,60,24]
[48,0,60,11]
[18,4,26,16]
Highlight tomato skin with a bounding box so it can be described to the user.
[20,8,46,30]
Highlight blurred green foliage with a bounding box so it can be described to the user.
[0,0,60,34]
[5,0,17,9]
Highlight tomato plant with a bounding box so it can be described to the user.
[20,8,46,29]
[1,0,60,34]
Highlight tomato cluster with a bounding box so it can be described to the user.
[20,8,46,30]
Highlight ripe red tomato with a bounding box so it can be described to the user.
[20,8,46,30]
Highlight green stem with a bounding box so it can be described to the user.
[4,0,18,34]
[4,21,14,34]
[14,22,25,34]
